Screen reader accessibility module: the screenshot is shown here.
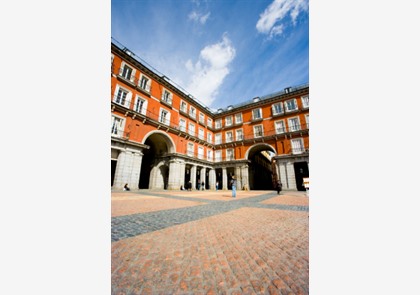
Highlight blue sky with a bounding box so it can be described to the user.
[112,0,309,109]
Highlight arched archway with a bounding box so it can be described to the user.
[246,143,277,190]
[139,131,175,189]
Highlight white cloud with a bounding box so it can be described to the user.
[188,11,211,25]
[185,34,236,106]
[256,0,308,38]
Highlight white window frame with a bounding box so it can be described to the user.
[198,128,205,140]
[225,115,233,127]
[189,106,196,119]
[161,88,173,105]
[187,142,194,157]
[253,125,264,138]
[138,74,151,92]
[235,129,243,141]
[226,148,234,161]
[291,138,305,154]
[285,98,298,112]
[215,150,222,162]
[225,131,233,143]
[179,118,187,132]
[288,117,301,132]
[215,133,222,144]
[198,146,204,159]
[111,115,125,137]
[120,62,136,83]
[252,108,263,120]
[275,120,286,134]
[235,113,243,124]
[215,119,222,129]
[199,112,205,124]
[207,118,213,128]
[159,108,171,126]
[305,114,309,129]
[271,102,284,116]
[207,149,213,161]
[301,95,309,109]
[207,132,213,144]
[134,95,147,115]
[188,122,195,136]
[180,100,188,113]
[113,85,132,108]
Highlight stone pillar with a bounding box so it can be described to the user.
[113,149,143,190]
[222,167,228,190]
[191,165,197,190]
[241,165,249,190]
[209,168,216,190]
[286,161,297,190]
[200,167,206,189]
[235,166,242,191]
[167,159,182,190]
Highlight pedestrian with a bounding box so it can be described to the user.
[230,176,237,198]
[188,181,192,191]
[276,180,282,195]
[215,181,219,191]
[201,181,205,190]
[123,183,130,191]
[197,179,201,190]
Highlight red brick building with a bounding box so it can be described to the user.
[111,40,309,191]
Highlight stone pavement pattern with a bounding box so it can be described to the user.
[112,190,309,294]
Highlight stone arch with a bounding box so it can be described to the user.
[141,130,176,154]
[245,143,277,190]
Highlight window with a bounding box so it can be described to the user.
[291,138,305,154]
[180,100,188,113]
[235,129,243,141]
[199,112,205,124]
[207,150,213,161]
[187,143,194,157]
[179,118,186,132]
[275,120,286,134]
[198,128,204,140]
[225,116,232,126]
[272,102,284,116]
[226,148,234,161]
[215,133,222,144]
[161,89,173,105]
[207,118,213,128]
[301,95,309,109]
[159,108,171,126]
[189,106,196,119]
[215,150,222,162]
[113,85,132,107]
[215,119,222,129]
[111,115,125,137]
[288,117,300,132]
[305,114,309,129]
[285,99,298,112]
[225,131,233,143]
[198,146,204,159]
[253,125,264,137]
[207,132,213,144]
[252,108,263,120]
[188,123,195,136]
[138,74,151,92]
[235,113,243,124]
[134,96,147,115]
[120,63,135,82]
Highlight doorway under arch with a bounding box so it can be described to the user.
[246,143,277,190]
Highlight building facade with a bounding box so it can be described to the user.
[111,40,309,191]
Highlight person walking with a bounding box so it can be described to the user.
[231,176,237,198]
[215,181,219,191]
[201,181,205,190]
[276,180,282,195]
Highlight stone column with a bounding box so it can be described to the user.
[191,165,197,190]
[209,168,216,190]
[286,161,297,190]
[241,165,249,190]
[113,149,143,190]
[167,159,181,190]
[222,167,228,190]
[235,166,242,191]
[200,167,206,190]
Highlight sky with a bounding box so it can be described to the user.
[111,0,309,110]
